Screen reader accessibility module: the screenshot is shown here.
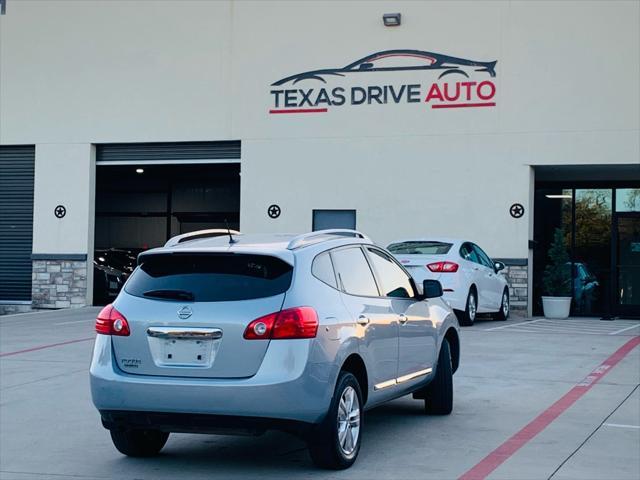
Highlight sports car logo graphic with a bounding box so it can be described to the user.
[269,49,498,114]
[272,49,497,86]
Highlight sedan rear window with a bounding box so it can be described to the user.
[125,253,293,302]
[387,241,453,255]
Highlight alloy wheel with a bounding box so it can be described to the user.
[502,292,509,316]
[337,386,360,456]
[469,293,477,321]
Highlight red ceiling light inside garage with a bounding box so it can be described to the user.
[427,261,459,273]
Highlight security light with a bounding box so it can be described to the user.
[136,168,144,174]
[383,13,401,27]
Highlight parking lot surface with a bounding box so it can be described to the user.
[1,308,639,480]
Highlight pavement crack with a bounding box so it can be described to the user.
[547,383,640,480]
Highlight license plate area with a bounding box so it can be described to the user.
[147,327,222,368]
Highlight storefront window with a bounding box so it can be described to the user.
[573,189,612,316]
[615,188,640,212]
[532,188,573,314]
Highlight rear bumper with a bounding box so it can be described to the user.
[90,335,334,426]
[100,410,313,437]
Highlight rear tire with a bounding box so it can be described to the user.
[110,428,169,457]
[456,289,477,326]
[424,339,453,415]
[308,371,362,470]
[495,289,510,321]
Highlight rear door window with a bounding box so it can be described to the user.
[472,244,494,269]
[331,247,379,297]
[125,253,293,302]
[366,248,415,298]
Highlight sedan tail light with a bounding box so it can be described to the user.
[244,307,318,340]
[95,304,130,336]
[427,261,459,273]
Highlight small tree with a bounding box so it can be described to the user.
[543,228,572,297]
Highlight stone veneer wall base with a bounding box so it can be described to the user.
[32,259,88,309]
[503,264,528,313]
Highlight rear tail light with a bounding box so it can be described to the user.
[427,261,459,273]
[244,307,318,340]
[95,304,130,336]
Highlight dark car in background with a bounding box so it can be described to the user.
[93,249,138,305]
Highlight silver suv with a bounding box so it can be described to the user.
[90,229,461,469]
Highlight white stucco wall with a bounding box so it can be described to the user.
[0,0,638,260]
[32,144,95,255]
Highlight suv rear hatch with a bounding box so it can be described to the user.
[111,252,293,379]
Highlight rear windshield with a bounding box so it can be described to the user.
[125,253,293,302]
[387,241,453,255]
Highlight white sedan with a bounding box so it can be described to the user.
[387,238,510,325]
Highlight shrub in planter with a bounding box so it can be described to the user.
[542,228,572,319]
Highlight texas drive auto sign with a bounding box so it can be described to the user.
[269,49,497,114]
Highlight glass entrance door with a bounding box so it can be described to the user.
[615,214,640,316]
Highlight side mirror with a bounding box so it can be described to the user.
[358,62,374,70]
[423,279,443,299]
[494,261,506,273]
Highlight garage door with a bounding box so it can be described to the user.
[0,146,35,301]
[96,141,240,163]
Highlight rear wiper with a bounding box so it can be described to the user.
[143,289,195,301]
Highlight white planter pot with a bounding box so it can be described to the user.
[542,296,572,319]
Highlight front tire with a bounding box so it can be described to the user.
[495,289,510,321]
[424,339,453,415]
[308,371,362,470]
[110,428,169,457]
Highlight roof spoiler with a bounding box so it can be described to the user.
[164,229,240,247]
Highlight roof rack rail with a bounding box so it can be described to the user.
[164,229,240,247]
[286,229,371,250]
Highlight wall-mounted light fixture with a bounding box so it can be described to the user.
[383,13,401,27]
[136,168,144,174]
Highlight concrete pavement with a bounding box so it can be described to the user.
[1,309,638,479]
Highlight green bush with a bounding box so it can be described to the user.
[543,228,572,297]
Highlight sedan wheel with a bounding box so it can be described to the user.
[496,290,509,321]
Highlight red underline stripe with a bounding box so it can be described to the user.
[431,102,496,109]
[269,108,328,114]
[458,335,640,480]
[0,337,94,357]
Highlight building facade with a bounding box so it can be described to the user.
[0,0,639,317]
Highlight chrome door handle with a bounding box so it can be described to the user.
[398,314,408,324]
[357,315,370,325]
[147,327,223,340]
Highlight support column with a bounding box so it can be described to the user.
[31,144,95,308]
